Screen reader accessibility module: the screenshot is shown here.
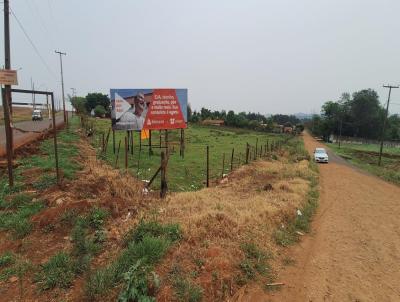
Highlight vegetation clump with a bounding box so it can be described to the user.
[85,220,182,300]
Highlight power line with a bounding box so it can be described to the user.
[24,0,57,47]
[10,7,57,79]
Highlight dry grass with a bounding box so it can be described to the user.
[153,157,316,301]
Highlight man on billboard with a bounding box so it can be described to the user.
[113,92,147,130]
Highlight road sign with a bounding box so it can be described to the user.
[0,69,18,85]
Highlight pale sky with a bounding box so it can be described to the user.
[2,0,400,114]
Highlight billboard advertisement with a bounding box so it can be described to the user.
[110,89,187,131]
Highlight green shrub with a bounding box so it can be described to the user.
[86,207,109,230]
[0,193,32,210]
[0,251,15,267]
[35,252,75,290]
[33,174,57,190]
[86,222,181,300]
[123,221,182,246]
[0,200,44,238]
[94,105,106,117]
[172,276,203,302]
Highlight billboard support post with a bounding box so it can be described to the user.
[124,136,128,172]
[149,130,153,156]
[165,130,168,155]
[115,140,121,168]
[206,146,209,188]
[131,131,134,155]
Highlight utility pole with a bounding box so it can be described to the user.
[378,85,399,166]
[55,50,67,124]
[30,77,36,109]
[70,87,76,117]
[3,0,14,186]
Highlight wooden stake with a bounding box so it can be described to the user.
[130,130,134,155]
[115,140,121,168]
[206,146,209,187]
[124,136,128,172]
[221,153,225,178]
[246,143,249,164]
[160,151,168,198]
[230,148,234,171]
[112,130,115,154]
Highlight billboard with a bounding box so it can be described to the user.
[110,89,187,131]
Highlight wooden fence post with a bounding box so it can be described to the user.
[206,146,209,187]
[246,143,249,164]
[160,151,168,198]
[221,153,225,178]
[230,148,235,171]
[124,136,128,172]
[126,131,129,151]
[104,128,111,154]
[131,131,134,155]
[112,130,115,154]
[115,140,121,168]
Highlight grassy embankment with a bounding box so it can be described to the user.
[0,118,84,298]
[88,118,285,191]
[328,142,400,185]
[1,118,319,301]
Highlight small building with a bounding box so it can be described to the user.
[201,119,225,126]
[283,126,293,133]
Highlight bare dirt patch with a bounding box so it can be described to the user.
[264,132,400,302]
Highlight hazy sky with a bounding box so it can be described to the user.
[2,0,400,114]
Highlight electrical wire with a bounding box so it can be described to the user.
[10,7,58,79]
[24,0,57,47]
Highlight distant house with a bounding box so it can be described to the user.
[201,119,225,126]
[273,125,284,133]
[283,126,293,133]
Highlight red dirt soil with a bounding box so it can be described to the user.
[246,132,400,302]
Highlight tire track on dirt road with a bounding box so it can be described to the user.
[270,131,400,302]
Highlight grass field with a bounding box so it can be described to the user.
[88,118,286,191]
[328,142,400,185]
[331,142,400,155]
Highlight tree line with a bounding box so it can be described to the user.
[70,93,110,117]
[308,89,400,141]
[70,93,305,132]
[188,105,303,131]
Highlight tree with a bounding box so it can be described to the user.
[94,105,106,117]
[85,93,110,116]
[226,110,236,126]
[187,103,192,121]
[70,96,87,114]
[350,89,383,138]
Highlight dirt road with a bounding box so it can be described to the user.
[270,132,400,302]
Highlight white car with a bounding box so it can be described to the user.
[314,147,329,163]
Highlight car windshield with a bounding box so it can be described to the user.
[315,149,326,154]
